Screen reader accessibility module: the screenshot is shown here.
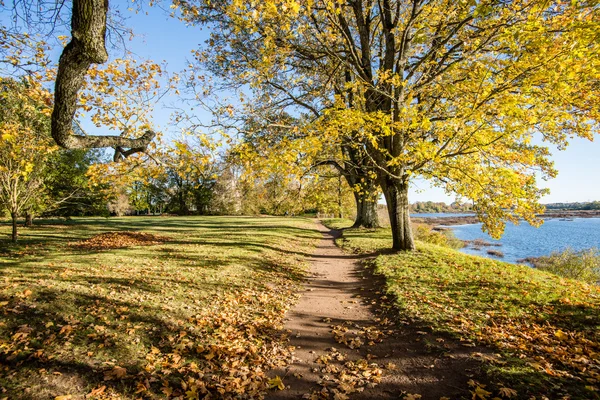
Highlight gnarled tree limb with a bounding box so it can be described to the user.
[51,0,155,156]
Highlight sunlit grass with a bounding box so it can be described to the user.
[0,216,320,399]
[325,221,600,399]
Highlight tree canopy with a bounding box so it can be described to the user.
[176,0,599,249]
[1,0,598,250]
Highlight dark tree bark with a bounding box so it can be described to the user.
[337,175,343,219]
[51,0,154,157]
[11,212,18,243]
[352,191,379,229]
[380,176,415,251]
[344,156,380,229]
[24,211,33,227]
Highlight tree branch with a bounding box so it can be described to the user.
[51,0,155,156]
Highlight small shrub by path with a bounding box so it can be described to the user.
[0,216,320,399]
[325,221,600,400]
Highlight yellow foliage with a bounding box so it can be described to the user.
[177,0,600,241]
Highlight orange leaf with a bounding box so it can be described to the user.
[88,386,106,396]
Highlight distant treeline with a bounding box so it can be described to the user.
[410,201,473,213]
[410,201,600,213]
[544,201,600,210]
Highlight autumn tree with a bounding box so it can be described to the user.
[176,10,381,228]
[2,0,167,159]
[303,167,356,218]
[175,0,599,250]
[0,77,56,242]
[162,138,221,214]
[211,99,380,226]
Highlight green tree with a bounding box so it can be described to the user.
[44,148,108,217]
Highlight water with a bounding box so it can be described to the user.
[411,212,475,218]
[448,217,600,264]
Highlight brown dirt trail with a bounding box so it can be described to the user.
[266,222,486,400]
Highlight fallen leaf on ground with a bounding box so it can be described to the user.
[268,376,285,390]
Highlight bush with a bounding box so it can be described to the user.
[531,248,600,284]
[413,224,464,249]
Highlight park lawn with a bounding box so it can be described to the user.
[324,219,600,400]
[0,216,320,399]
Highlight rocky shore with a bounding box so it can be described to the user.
[413,209,600,227]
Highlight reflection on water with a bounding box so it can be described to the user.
[448,218,600,264]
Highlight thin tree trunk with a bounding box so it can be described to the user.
[381,178,415,251]
[353,192,364,226]
[337,175,343,218]
[11,212,18,243]
[24,211,33,227]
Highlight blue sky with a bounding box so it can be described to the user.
[3,4,598,204]
[408,136,600,204]
[128,6,600,204]
[127,6,600,205]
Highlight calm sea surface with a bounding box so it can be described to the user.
[446,217,600,263]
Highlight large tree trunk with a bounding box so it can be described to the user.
[341,170,380,229]
[352,192,380,229]
[11,212,18,243]
[381,177,415,251]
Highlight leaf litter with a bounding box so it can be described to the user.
[0,217,321,399]
[70,231,170,250]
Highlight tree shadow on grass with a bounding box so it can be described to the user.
[0,279,293,399]
[1,216,322,398]
[357,258,600,399]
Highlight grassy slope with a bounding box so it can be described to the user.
[0,216,320,399]
[323,219,600,399]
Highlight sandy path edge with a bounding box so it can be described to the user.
[266,222,488,400]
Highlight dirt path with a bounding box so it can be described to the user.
[267,222,486,400]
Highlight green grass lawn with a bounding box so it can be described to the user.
[0,216,320,399]
[323,219,600,400]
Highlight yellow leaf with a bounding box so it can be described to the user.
[268,376,285,390]
[472,386,492,400]
[554,330,569,341]
[54,396,72,400]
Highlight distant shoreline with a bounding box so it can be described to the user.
[413,210,600,227]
